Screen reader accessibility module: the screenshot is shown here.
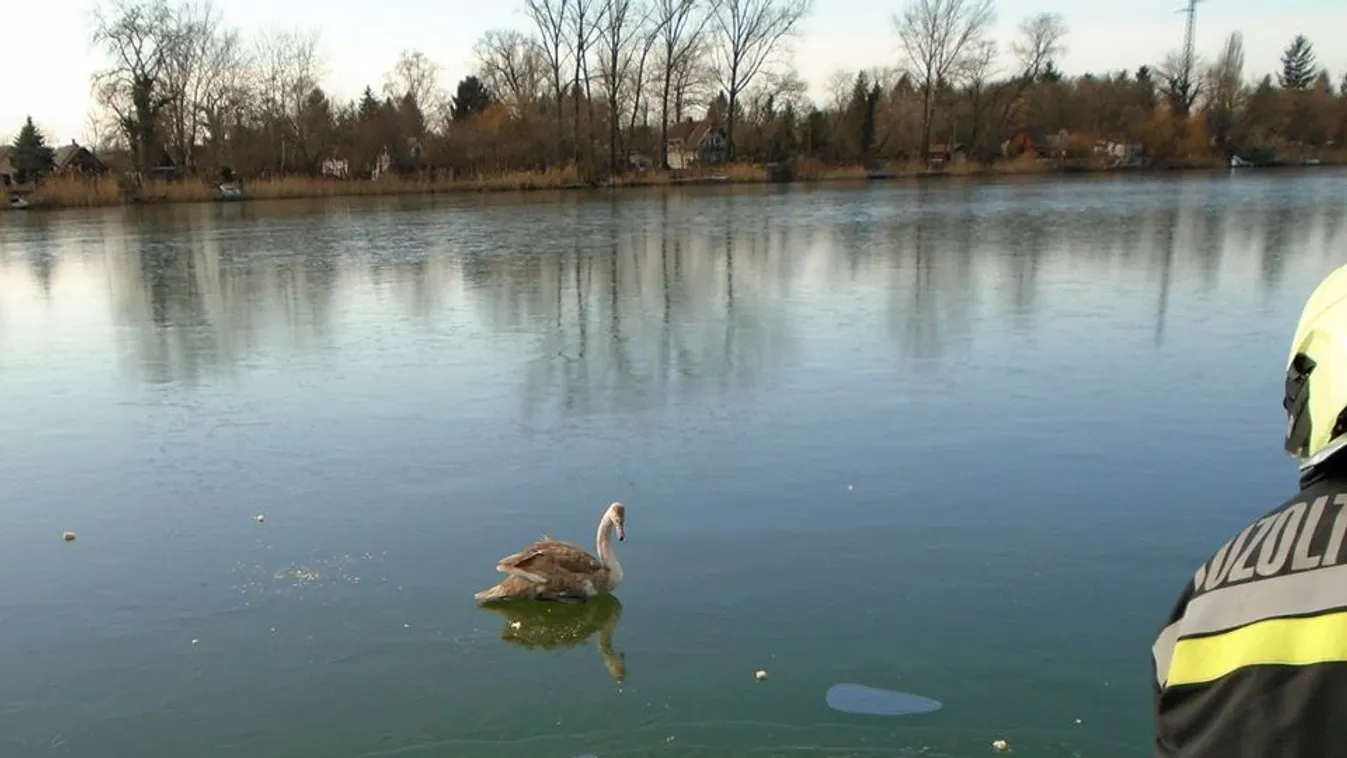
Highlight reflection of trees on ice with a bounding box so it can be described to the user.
[0,179,1342,390]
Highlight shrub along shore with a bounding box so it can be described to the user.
[15,151,1345,210]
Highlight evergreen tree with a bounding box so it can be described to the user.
[357,86,381,122]
[1278,35,1316,89]
[11,116,55,183]
[845,72,880,163]
[450,76,494,122]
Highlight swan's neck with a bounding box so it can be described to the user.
[596,513,623,585]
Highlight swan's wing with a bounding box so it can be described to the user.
[497,538,603,578]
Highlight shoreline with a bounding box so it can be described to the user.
[10,154,1345,211]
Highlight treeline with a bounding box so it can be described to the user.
[16,0,1347,183]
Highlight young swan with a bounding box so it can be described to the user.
[474,502,626,604]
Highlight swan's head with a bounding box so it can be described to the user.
[608,502,626,542]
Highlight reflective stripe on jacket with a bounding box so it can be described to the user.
[1153,470,1347,756]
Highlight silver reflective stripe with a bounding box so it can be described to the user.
[1152,562,1347,686]
[1153,620,1184,686]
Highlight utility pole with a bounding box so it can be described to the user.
[1178,0,1203,91]
[1170,0,1204,114]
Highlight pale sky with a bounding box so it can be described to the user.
[3,0,1344,146]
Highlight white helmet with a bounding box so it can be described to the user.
[1285,262,1347,469]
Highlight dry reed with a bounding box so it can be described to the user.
[22,150,1346,210]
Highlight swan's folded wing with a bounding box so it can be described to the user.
[498,539,603,577]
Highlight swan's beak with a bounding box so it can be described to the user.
[616,524,625,542]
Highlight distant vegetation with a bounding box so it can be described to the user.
[5,0,1347,207]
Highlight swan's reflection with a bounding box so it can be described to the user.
[479,595,626,684]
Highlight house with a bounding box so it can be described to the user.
[52,141,107,176]
[927,142,967,166]
[371,147,392,180]
[321,156,350,179]
[1093,140,1144,166]
[1002,130,1057,159]
[666,119,729,170]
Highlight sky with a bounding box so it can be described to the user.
[3,0,1344,146]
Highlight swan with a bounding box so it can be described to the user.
[473,501,626,604]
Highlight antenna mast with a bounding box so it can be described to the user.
[1178,0,1203,85]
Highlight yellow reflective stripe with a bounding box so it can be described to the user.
[1167,610,1347,687]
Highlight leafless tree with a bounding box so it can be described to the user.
[623,20,663,156]
[196,27,250,167]
[1203,31,1245,145]
[1157,49,1202,116]
[597,0,634,172]
[824,69,854,111]
[997,12,1066,134]
[159,0,234,173]
[963,40,997,151]
[597,0,660,171]
[708,0,812,160]
[474,29,548,112]
[670,32,714,121]
[82,110,122,153]
[524,0,571,161]
[252,28,323,171]
[385,50,444,118]
[653,0,712,167]
[1011,12,1066,82]
[893,0,995,157]
[567,0,602,163]
[91,0,186,172]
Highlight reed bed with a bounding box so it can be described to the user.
[21,151,1345,209]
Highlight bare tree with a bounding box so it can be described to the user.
[653,0,712,168]
[824,69,854,111]
[196,26,250,169]
[963,39,997,152]
[473,29,547,112]
[997,12,1066,135]
[567,0,602,163]
[1203,31,1245,148]
[894,0,995,158]
[524,0,571,161]
[1010,12,1065,82]
[596,0,655,172]
[708,0,812,161]
[252,28,323,171]
[623,20,663,158]
[159,0,234,173]
[670,24,715,122]
[1157,49,1202,116]
[385,50,444,118]
[91,0,186,172]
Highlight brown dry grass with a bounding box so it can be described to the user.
[24,150,1347,209]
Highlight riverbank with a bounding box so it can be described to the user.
[15,151,1346,210]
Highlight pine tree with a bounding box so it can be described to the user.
[357,86,381,122]
[450,76,494,122]
[1278,35,1317,89]
[11,116,54,183]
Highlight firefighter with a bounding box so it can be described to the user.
[1153,261,1347,755]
